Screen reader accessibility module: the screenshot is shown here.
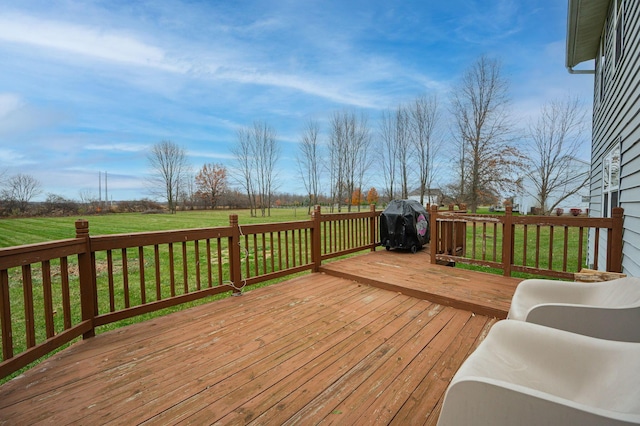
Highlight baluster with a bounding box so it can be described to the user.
[194,240,201,291]
[154,245,162,300]
[563,226,569,272]
[168,242,176,297]
[42,260,55,339]
[107,250,115,311]
[182,241,188,294]
[122,248,130,308]
[139,246,146,303]
[60,257,71,330]
[205,239,212,288]
[22,265,36,348]
[1,269,13,360]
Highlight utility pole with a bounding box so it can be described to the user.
[105,171,108,207]
[99,171,102,207]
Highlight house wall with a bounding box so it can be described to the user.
[516,190,588,216]
[407,190,441,208]
[590,0,640,275]
[516,159,590,215]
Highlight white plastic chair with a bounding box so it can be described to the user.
[437,320,640,426]
[507,276,640,342]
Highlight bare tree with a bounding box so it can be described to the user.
[378,105,412,201]
[253,121,280,217]
[233,127,257,216]
[352,113,372,212]
[394,105,412,199]
[1,173,42,213]
[328,110,371,212]
[181,169,196,210]
[296,119,322,214]
[78,189,97,205]
[147,140,189,214]
[379,109,398,201]
[525,96,588,214]
[232,121,280,217]
[328,111,348,212]
[43,193,79,216]
[410,94,441,205]
[78,189,99,213]
[450,56,523,212]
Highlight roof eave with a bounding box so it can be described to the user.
[566,0,610,69]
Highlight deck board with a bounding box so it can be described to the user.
[321,248,520,318]
[0,250,518,425]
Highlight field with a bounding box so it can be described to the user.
[1,207,590,383]
[0,208,314,248]
[458,222,589,278]
[0,208,319,383]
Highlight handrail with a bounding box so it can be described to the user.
[429,205,624,278]
[0,206,379,380]
[4,202,622,380]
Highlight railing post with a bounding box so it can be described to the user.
[430,204,438,265]
[608,207,624,273]
[228,215,243,295]
[502,206,513,276]
[1,264,13,361]
[444,204,456,254]
[369,204,377,251]
[455,221,466,256]
[75,219,96,339]
[312,205,322,272]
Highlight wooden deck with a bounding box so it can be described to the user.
[321,249,519,319]
[0,249,520,425]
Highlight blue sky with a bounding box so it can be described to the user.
[0,0,593,201]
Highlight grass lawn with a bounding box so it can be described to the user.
[0,208,321,383]
[0,208,316,248]
[451,208,589,279]
[1,206,589,383]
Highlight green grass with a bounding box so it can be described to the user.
[1,208,318,383]
[0,208,314,247]
[458,219,588,278]
[1,207,588,384]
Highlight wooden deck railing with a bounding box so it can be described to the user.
[1,203,625,380]
[429,205,624,279]
[0,206,379,380]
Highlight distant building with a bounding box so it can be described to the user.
[407,187,443,208]
[514,157,590,215]
[567,0,640,274]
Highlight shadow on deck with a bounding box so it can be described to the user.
[0,247,520,425]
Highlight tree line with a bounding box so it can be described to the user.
[191,54,585,216]
[149,55,587,217]
[1,55,588,218]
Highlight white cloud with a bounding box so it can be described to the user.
[0,13,186,73]
[0,147,27,164]
[0,93,24,118]
[0,12,388,109]
[0,93,66,138]
[189,150,236,161]
[216,69,379,109]
[84,143,148,153]
[0,7,426,111]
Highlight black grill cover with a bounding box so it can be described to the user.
[380,199,430,252]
